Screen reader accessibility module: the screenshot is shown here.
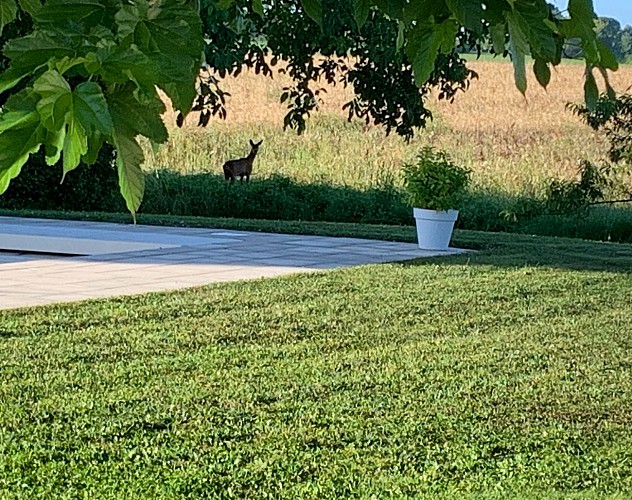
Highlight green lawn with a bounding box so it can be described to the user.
[1,226,632,498]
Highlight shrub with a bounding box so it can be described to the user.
[402,147,471,211]
[0,145,122,212]
[545,160,612,214]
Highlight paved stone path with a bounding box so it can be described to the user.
[0,217,465,310]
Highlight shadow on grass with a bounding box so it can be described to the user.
[411,230,632,274]
[2,168,632,244]
[142,171,411,225]
[143,171,632,244]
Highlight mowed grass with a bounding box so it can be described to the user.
[148,60,632,195]
[1,231,632,498]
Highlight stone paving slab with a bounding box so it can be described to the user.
[0,216,466,310]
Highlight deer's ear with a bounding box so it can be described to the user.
[250,140,255,147]
[256,140,263,146]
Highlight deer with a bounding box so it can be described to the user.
[222,139,263,183]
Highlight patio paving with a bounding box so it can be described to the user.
[0,216,466,310]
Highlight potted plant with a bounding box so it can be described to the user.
[402,147,470,251]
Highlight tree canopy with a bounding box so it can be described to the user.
[0,0,617,217]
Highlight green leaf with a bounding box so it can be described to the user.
[0,0,17,35]
[62,112,88,177]
[106,84,168,145]
[406,19,458,86]
[0,102,43,195]
[507,12,529,95]
[84,42,155,92]
[445,0,484,35]
[506,11,530,55]
[300,0,322,26]
[0,66,29,95]
[17,0,40,16]
[565,0,599,63]
[33,70,113,174]
[584,65,598,111]
[114,0,203,113]
[568,0,596,23]
[44,126,66,166]
[596,39,618,71]
[252,0,263,16]
[34,0,105,29]
[54,56,89,75]
[82,133,104,166]
[437,18,458,53]
[489,22,506,55]
[406,22,442,87]
[113,126,145,220]
[74,82,114,137]
[33,69,72,132]
[533,58,551,88]
[514,1,557,61]
[3,31,75,72]
[353,0,370,29]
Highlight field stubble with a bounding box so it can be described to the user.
[146,60,632,196]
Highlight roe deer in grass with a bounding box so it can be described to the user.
[222,139,263,183]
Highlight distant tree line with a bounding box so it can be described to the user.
[560,17,632,64]
[595,18,632,64]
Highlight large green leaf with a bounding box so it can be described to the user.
[507,13,528,95]
[513,1,557,61]
[568,0,596,24]
[353,0,371,29]
[84,42,156,94]
[565,0,599,63]
[74,82,114,137]
[0,66,29,95]
[44,126,66,166]
[107,82,172,217]
[62,112,88,176]
[596,39,618,71]
[437,17,458,53]
[33,70,114,173]
[114,0,203,113]
[112,125,145,220]
[406,19,456,86]
[489,22,506,55]
[0,94,43,194]
[445,0,484,35]
[17,0,41,16]
[0,0,17,35]
[33,69,72,131]
[252,0,263,16]
[533,58,551,88]
[106,85,168,145]
[300,0,322,26]
[34,0,105,29]
[3,31,75,71]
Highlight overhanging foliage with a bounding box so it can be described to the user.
[0,0,617,216]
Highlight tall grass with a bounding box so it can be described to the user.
[134,60,632,242]
[146,60,632,196]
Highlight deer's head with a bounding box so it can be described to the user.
[249,139,263,154]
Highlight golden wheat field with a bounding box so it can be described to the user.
[146,59,632,194]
